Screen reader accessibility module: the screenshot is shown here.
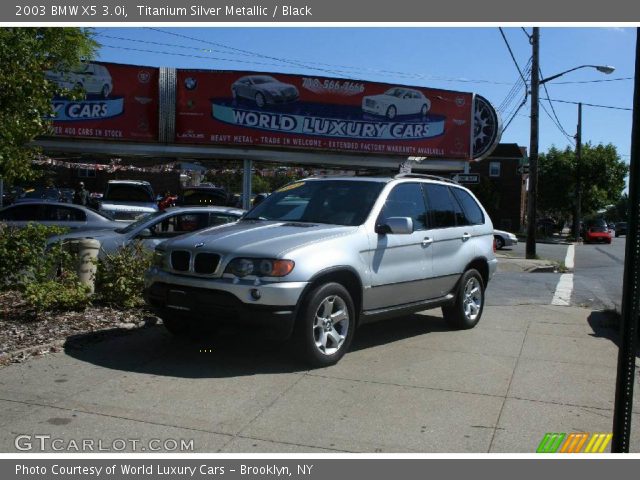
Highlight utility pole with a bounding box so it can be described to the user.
[573,103,582,239]
[611,27,639,453]
[526,28,540,259]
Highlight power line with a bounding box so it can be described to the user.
[539,67,575,140]
[541,97,632,111]
[539,101,575,145]
[498,27,529,87]
[521,27,532,42]
[549,77,633,85]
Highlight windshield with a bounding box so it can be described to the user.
[252,76,276,84]
[243,180,384,226]
[115,211,161,234]
[104,184,154,202]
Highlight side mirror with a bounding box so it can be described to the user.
[375,217,414,235]
[137,228,152,238]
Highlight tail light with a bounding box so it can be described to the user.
[493,238,497,252]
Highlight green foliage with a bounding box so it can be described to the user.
[0,223,91,311]
[0,28,97,183]
[0,223,69,289]
[96,241,153,309]
[24,277,91,312]
[538,143,628,219]
[606,193,629,222]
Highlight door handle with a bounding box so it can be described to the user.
[462,232,471,241]
[422,237,434,246]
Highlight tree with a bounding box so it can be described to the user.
[538,143,627,220]
[0,28,97,184]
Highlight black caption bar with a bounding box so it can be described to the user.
[2,0,640,22]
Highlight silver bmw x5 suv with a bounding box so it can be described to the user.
[144,174,498,366]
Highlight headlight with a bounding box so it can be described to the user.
[152,248,166,268]
[225,258,295,278]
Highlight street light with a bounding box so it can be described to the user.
[526,30,615,259]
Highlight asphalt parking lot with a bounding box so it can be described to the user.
[0,300,638,453]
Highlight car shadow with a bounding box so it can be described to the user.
[63,312,450,378]
[586,310,640,358]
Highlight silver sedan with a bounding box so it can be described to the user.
[494,229,518,249]
[0,202,123,232]
[48,206,246,258]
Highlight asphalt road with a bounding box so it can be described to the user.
[573,237,626,311]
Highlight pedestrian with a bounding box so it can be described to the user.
[73,182,89,206]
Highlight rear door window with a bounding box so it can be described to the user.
[451,188,484,225]
[43,205,86,222]
[424,184,457,228]
[378,183,428,230]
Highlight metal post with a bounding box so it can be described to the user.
[242,159,252,210]
[611,28,640,453]
[573,103,583,239]
[526,28,540,259]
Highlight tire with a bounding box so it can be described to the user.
[255,92,266,108]
[101,84,110,98]
[161,314,191,336]
[615,233,620,238]
[386,105,397,120]
[293,282,355,367]
[232,88,237,99]
[442,269,485,330]
[420,103,429,116]
[494,235,505,250]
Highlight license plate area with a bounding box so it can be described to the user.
[167,289,192,311]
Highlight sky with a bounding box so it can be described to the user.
[94,27,636,166]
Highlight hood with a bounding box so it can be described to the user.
[163,220,357,257]
[48,228,122,244]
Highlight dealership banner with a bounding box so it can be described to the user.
[175,70,491,160]
[48,62,159,142]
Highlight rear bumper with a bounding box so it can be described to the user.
[488,258,498,281]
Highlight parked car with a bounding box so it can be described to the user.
[493,229,518,249]
[45,63,113,98]
[362,87,431,119]
[615,222,628,237]
[49,206,245,258]
[145,174,497,366]
[584,220,612,244]
[176,186,230,207]
[99,180,158,222]
[0,201,123,231]
[608,223,616,236]
[231,75,299,107]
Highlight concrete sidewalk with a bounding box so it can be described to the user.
[0,304,638,453]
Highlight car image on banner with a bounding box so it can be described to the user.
[46,62,159,142]
[175,70,493,160]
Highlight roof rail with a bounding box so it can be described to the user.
[394,173,458,184]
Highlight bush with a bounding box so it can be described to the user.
[24,277,91,312]
[0,223,69,290]
[96,241,153,309]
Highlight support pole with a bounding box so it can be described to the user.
[573,103,583,239]
[611,27,640,453]
[526,27,540,259]
[242,159,252,210]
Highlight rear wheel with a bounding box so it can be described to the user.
[255,92,266,108]
[442,269,485,330]
[494,235,505,250]
[386,105,397,120]
[293,282,355,367]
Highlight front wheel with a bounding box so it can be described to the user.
[386,105,397,120]
[442,269,485,330]
[494,235,505,250]
[293,282,355,367]
[255,92,266,108]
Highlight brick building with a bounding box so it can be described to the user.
[466,143,528,233]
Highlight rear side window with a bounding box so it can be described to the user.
[0,205,42,221]
[378,183,427,230]
[424,184,457,228]
[451,188,485,225]
[43,205,86,222]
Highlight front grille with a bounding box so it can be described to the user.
[194,253,220,275]
[365,99,376,107]
[171,251,191,271]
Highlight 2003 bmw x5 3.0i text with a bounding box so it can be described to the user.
[144,174,497,366]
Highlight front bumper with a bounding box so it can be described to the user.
[488,258,498,281]
[144,269,308,338]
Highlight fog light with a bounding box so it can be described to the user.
[250,289,261,300]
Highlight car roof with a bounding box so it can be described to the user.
[107,180,151,185]
[1,201,86,210]
[303,174,459,186]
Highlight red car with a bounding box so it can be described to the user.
[584,224,612,244]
